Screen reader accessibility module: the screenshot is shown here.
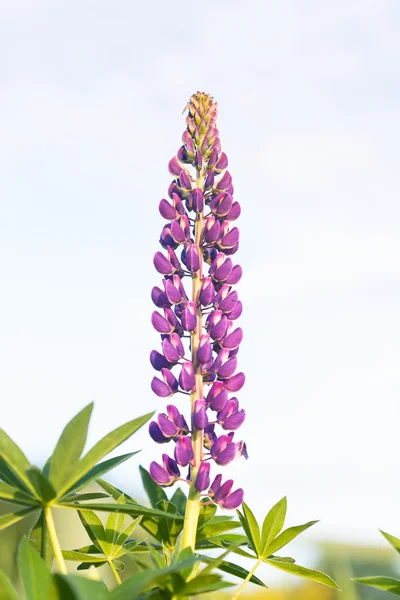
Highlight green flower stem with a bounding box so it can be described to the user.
[44,505,67,574]
[231,559,262,600]
[181,170,205,551]
[109,560,122,585]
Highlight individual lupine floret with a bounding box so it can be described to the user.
[209,474,244,509]
[195,462,210,492]
[217,398,245,430]
[151,369,178,398]
[150,454,181,487]
[148,405,189,442]
[174,436,194,467]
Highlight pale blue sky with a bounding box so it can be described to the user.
[1,0,400,582]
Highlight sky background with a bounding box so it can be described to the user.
[1,0,400,584]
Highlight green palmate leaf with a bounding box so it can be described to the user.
[198,554,267,587]
[170,487,187,515]
[180,573,235,595]
[115,516,142,547]
[380,530,400,554]
[54,574,108,600]
[105,494,126,547]
[266,559,341,590]
[108,560,198,600]
[0,481,38,507]
[139,466,168,508]
[242,503,261,554]
[0,571,19,600]
[19,537,53,600]
[0,429,37,497]
[73,544,101,554]
[114,539,142,559]
[60,501,181,520]
[354,576,400,595]
[264,520,318,556]
[61,493,110,502]
[63,453,138,497]
[78,510,109,555]
[49,403,93,490]
[198,500,217,528]
[197,519,241,542]
[29,510,54,568]
[261,497,287,554]
[96,478,136,503]
[0,456,31,492]
[26,468,56,503]
[57,412,153,497]
[0,507,37,532]
[62,550,108,563]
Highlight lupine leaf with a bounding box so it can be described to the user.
[62,550,107,563]
[53,573,108,599]
[26,468,56,503]
[0,481,38,507]
[0,571,19,600]
[264,520,318,556]
[77,510,109,555]
[180,574,235,594]
[266,560,341,590]
[77,561,107,571]
[115,516,142,547]
[73,544,100,554]
[19,537,53,600]
[0,430,37,497]
[237,507,259,555]
[198,554,267,587]
[139,466,168,508]
[261,497,287,554]
[197,519,241,541]
[0,507,36,532]
[113,540,142,559]
[170,487,187,515]
[61,453,139,497]
[49,403,93,490]
[96,478,137,503]
[353,576,400,594]
[105,494,126,548]
[242,503,261,554]
[198,501,217,528]
[61,501,182,520]
[0,456,32,492]
[61,493,110,502]
[57,412,153,497]
[380,530,400,554]
[29,511,54,568]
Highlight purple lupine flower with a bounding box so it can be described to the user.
[150,454,180,487]
[195,461,210,491]
[149,92,246,511]
[209,475,244,509]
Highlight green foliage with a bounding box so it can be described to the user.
[354,529,400,595]
[235,499,340,592]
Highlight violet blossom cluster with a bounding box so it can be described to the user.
[149,92,247,510]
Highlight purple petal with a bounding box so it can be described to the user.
[215,152,228,172]
[164,279,182,305]
[150,461,171,485]
[168,157,182,176]
[218,355,237,379]
[220,488,244,509]
[159,198,177,220]
[153,252,174,275]
[224,372,245,392]
[179,361,195,392]
[204,170,215,190]
[150,350,172,371]
[174,436,194,467]
[225,202,241,221]
[195,462,211,492]
[210,192,233,217]
[219,291,238,314]
[225,300,243,320]
[181,302,197,332]
[214,443,236,466]
[151,286,170,308]
[215,171,232,191]
[215,479,234,501]
[199,278,215,306]
[193,399,209,430]
[163,454,181,478]
[163,369,178,392]
[225,265,243,285]
[151,311,174,334]
[219,227,239,250]
[158,414,180,438]
[185,244,200,273]
[207,382,228,412]
[192,188,204,213]
[162,338,180,363]
[171,219,186,244]
[213,257,233,282]
[221,410,246,431]
[210,474,222,496]
[179,169,192,191]
[197,334,212,364]
[151,376,172,398]
[221,327,243,350]
[149,421,169,443]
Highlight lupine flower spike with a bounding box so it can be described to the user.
[149,92,246,550]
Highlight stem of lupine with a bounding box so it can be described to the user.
[109,560,122,585]
[181,170,205,551]
[44,506,67,574]
[231,559,262,600]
